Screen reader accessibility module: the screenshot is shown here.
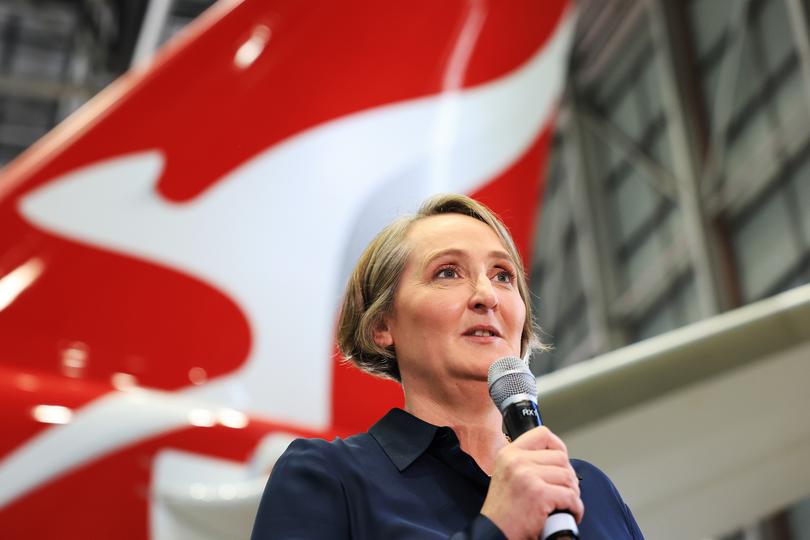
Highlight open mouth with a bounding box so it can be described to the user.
[463,326,501,338]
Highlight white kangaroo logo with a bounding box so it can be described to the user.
[0,11,573,509]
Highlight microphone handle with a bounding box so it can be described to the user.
[502,399,542,438]
[502,400,579,540]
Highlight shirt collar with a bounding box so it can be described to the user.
[369,408,445,471]
[370,408,584,484]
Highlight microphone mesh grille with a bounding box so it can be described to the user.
[487,356,537,411]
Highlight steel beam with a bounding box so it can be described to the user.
[131,0,174,68]
[562,96,625,354]
[645,0,726,317]
[785,0,810,120]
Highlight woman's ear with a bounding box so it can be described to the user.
[372,318,394,348]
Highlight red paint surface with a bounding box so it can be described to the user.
[1,417,343,539]
[472,120,557,268]
[0,366,112,457]
[0,0,569,536]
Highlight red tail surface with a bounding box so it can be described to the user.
[0,1,572,537]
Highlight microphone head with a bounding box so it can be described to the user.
[487,356,537,412]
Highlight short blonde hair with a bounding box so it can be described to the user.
[337,193,543,381]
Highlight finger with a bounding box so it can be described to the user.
[533,464,581,496]
[530,483,585,523]
[502,447,571,471]
[505,457,580,496]
[553,486,584,524]
[510,425,568,453]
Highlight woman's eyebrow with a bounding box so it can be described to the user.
[420,248,514,271]
[489,250,514,263]
[420,248,466,271]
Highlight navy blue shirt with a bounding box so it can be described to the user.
[251,408,644,539]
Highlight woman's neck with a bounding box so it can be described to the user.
[403,381,507,475]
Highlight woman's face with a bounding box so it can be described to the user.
[375,213,526,385]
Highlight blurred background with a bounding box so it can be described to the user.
[0,0,808,539]
[535,2,810,538]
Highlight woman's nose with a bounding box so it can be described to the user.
[469,274,498,311]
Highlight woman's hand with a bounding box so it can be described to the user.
[480,426,584,540]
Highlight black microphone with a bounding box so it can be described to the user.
[487,356,579,540]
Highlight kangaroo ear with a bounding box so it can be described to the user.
[372,318,394,348]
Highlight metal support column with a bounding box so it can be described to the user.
[645,0,726,317]
[562,95,625,353]
[131,0,174,68]
[786,0,810,117]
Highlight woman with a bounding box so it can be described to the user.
[251,194,643,539]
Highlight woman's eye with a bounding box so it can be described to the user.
[435,267,459,279]
[494,270,514,283]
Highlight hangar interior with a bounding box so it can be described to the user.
[530,1,810,538]
[1,1,808,539]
